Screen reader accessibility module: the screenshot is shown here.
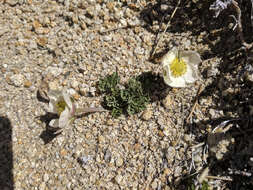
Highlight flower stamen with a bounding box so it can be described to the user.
[56,100,67,115]
[169,57,187,78]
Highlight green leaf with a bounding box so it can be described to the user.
[98,73,150,118]
[98,72,120,94]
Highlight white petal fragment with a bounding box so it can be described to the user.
[62,89,73,109]
[58,108,70,128]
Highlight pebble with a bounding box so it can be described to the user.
[209,108,216,118]
[163,95,172,108]
[71,80,79,90]
[246,72,253,82]
[39,182,46,190]
[115,156,124,167]
[141,108,152,121]
[104,149,112,162]
[23,80,32,88]
[115,174,123,184]
[46,67,63,78]
[6,0,18,6]
[43,173,49,182]
[10,74,24,87]
[151,180,158,189]
[48,80,61,91]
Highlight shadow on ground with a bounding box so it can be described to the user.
[0,116,14,190]
[139,0,253,60]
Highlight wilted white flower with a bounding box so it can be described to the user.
[162,48,201,88]
[47,88,106,131]
[48,89,75,129]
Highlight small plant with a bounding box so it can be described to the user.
[98,72,150,118]
[187,180,210,190]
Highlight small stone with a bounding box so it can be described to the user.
[24,80,32,88]
[43,173,49,182]
[98,135,105,144]
[46,67,63,77]
[160,4,169,12]
[33,20,42,30]
[104,149,111,162]
[48,80,60,91]
[39,182,46,190]
[72,14,79,24]
[6,0,18,6]
[72,93,80,100]
[133,143,141,152]
[174,166,182,177]
[36,37,48,47]
[209,109,216,118]
[80,22,87,30]
[115,174,123,184]
[71,80,79,89]
[60,149,68,156]
[115,156,123,167]
[10,74,24,87]
[166,147,176,164]
[183,134,192,142]
[158,130,165,137]
[163,95,172,108]
[141,108,152,121]
[151,180,157,189]
[106,2,115,12]
[106,119,113,126]
[245,72,253,82]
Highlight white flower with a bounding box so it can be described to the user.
[162,48,201,88]
[47,89,75,129]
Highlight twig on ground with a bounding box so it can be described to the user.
[186,83,204,122]
[206,175,233,181]
[150,0,181,59]
[228,168,252,177]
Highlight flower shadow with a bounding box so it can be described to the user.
[38,112,61,144]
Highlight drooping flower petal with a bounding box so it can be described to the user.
[58,107,71,128]
[62,89,73,110]
[49,119,59,128]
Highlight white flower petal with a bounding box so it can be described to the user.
[48,99,58,113]
[58,107,70,128]
[183,64,196,83]
[49,119,59,128]
[161,48,177,67]
[181,51,202,66]
[48,90,61,101]
[62,89,72,109]
[163,64,186,87]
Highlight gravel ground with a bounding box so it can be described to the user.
[1,0,253,190]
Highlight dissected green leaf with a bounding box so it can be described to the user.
[98,72,120,94]
[98,72,150,118]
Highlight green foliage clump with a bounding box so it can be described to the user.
[187,180,209,190]
[98,72,150,118]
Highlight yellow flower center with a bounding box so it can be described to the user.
[56,100,67,115]
[169,57,187,77]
